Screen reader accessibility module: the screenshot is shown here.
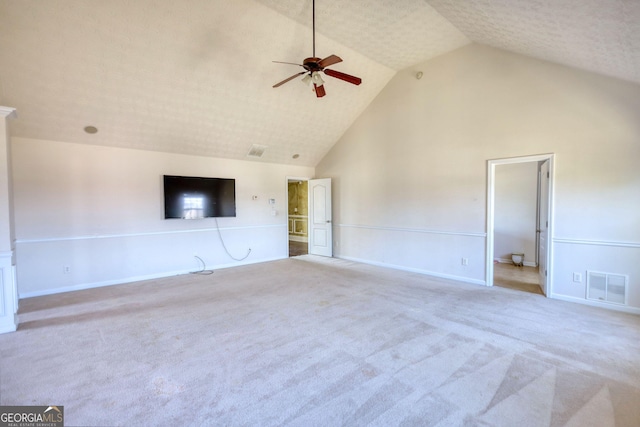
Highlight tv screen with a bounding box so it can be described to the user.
[163,175,236,219]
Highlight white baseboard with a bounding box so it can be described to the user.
[336,255,486,286]
[550,294,640,315]
[0,315,18,334]
[495,258,537,268]
[19,256,287,299]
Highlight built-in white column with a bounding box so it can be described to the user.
[0,106,18,333]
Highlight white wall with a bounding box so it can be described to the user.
[494,162,538,265]
[316,44,640,311]
[12,138,314,296]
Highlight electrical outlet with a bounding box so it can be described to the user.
[461,258,469,266]
[573,272,582,283]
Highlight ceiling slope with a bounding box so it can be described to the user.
[255,0,470,70]
[0,0,396,166]
[0,0,638,166]
[428,0,640,85]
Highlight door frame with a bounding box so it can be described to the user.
[485,153,555,295]
[286,176,311,256]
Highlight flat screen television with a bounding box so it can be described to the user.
[163,175,236,219]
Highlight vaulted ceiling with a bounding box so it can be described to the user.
[0,0,638,166]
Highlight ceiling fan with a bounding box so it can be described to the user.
[272,0,362,98]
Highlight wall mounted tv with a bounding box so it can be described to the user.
[163,175,236,219]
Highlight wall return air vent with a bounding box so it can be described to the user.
[247,144,267,158]
[586,271,628,305]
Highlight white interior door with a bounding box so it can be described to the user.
[538,160,550,295]
[308,178,332,257]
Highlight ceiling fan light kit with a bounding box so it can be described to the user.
[272,0,362,98]
[311,71,324,86]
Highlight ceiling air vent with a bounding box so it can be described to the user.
[247,144,267,158]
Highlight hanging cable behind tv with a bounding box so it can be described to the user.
[215,217,251,261]
[190,255,213,275]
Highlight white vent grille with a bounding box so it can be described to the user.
[247,144,267,158]
[587,271,628,305]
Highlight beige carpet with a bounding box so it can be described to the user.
[1,256,639,426]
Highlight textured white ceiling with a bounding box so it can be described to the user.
[429,0,640,84]
[0,0,638,166]
[255,0,470,70]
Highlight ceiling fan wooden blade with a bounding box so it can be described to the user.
[272,60,304,67]
[314,84,326,98]
[273,72,306,88]
[323,68,362,86]
[318,54,342,69]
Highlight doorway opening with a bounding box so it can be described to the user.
[486,154,554,296]
[287,178,309,257]
[286,177,333,258]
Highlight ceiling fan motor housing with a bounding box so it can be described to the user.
[303,57,323,72]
